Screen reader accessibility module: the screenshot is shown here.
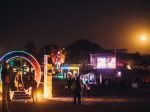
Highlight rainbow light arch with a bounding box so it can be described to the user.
[0,50,41,85]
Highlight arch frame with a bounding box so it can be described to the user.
[0,50,41,86]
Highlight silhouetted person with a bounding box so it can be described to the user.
[1,61,11,112]
[67,77,72,95]
[30,76,37,103]
[14,70,24,91]
[73,76,82,105]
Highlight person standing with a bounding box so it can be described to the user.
[30,76,37,103]
[14,70,24,91]
[67,77,72,95]
[73,76,82,105]
[1,61,11,112]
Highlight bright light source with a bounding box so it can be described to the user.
[37,92,41,99]
[141,35,146,41]
[127,65,132,70]
[97,57,116,69]
[117,71,122,77]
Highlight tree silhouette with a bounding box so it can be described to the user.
[25,41,37,57]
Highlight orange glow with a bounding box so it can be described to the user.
[126,25,150,53]
[44,75,52,99]
[37,92,42,99]
[131,32,150,53]
[140,35,146,41]
[127,65,132,70]
[137,34,149,46]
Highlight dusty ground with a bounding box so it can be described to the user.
[4,96,150,112]
[1,94,150,112]
[1,78,150,112]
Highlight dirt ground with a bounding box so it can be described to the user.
[0,95,150,112]
[1,78,150,112]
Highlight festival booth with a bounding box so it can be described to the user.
[60,65,80,79]
[80,72,97,85]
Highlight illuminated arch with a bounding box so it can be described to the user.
[0,50,41,85]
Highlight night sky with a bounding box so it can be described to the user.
[0,1,150,54]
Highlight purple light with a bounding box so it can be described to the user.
[117,71,122,77]
[96,57,116,69]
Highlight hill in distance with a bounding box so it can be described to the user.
[66,39,103,53]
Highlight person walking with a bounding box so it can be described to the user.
[73,76,82,105]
